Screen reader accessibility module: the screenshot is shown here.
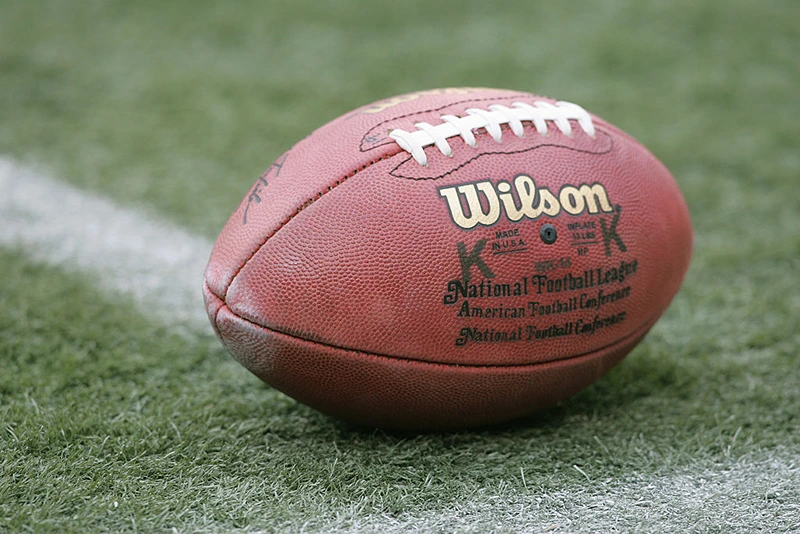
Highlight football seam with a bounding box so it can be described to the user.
[221,301,659,370]
[219,150,405,302]
[389,129,615,181]
[359,93,532,152]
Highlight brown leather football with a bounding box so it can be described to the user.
[203,88,692,430]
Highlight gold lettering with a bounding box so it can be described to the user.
[440,177,612,230]
[579,183,613,214]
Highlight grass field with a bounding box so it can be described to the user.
[2,1,799,532]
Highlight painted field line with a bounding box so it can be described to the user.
[378,454,800,533]
[0,158,214,331]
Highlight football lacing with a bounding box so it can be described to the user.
[389,100,595,166]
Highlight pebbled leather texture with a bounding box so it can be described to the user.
[204,88,693,430]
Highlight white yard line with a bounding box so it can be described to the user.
[0,158,213,331]
[1,158,798,533]
[365,455,800,533]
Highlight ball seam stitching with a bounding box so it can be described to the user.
[223,151,404,301]
[223,302,658,370]
[359,93,533,152]
[389,129,614,181]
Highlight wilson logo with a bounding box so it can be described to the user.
[438,174,614,230]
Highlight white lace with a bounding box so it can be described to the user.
[388,100,595,166]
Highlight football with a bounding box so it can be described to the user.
[203,88,692,430]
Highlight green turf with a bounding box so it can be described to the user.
[2,249,797,532]
[2,0,799,532]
